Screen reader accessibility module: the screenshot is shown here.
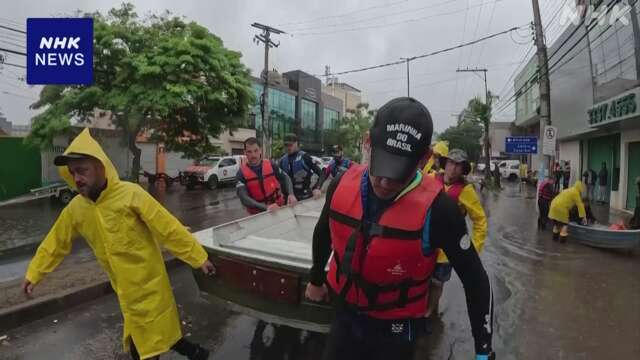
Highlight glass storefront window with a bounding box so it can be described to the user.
[324,108,340,130]
[302,99,317,130]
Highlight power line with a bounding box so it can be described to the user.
[287,0,459,33]
[495,0,621,115]
[0,47,26,56]
[452,0,471,116]
[319,25,525,77]
[0,61,26,69]
[277,0,409,27]
[0,39,26,49]
[0,24,26,34]
[0,17,25,29]
[473,0,499,66]
[496,0,622,114]
[291,0,497,36]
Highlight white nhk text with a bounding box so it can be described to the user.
[35,37,85,66]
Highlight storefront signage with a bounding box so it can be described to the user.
[587,87,639,127]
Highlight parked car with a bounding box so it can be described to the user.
[180,155,247,190]
[476,161,497,173]
[499,160,521,180]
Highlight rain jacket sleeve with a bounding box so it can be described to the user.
[458,184,488,252]
[131,186,208,269]
[26,206,77,284]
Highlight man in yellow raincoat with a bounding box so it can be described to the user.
[422,140,449,175]
[21,129,215,360]
[426,149,488,318]
[548,180,587,243]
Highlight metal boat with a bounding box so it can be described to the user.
[568,223,640,250]
[191,199,333,333]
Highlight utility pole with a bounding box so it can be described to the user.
[456,67,491,178]
[400,57,412,97]
[252,22,285,159]
[532,0,552,179]
[456,67,488,103]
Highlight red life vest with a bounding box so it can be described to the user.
[240,160,285,214]
[434,173,465,202]
[327,165,440,319]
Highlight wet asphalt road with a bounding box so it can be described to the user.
[0,182,246,283]
[1,181,639,359]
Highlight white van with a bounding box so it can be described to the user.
[499,160,521,180]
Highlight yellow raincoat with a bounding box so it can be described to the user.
[549,181,586,224]
[25,129,208,359]
[422,141,449,175]
[432,176,488,263]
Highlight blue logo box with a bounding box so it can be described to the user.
[27,18,93,85]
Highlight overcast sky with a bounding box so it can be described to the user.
[0,0,569,133]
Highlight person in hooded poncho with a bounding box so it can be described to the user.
[548,181,587,243]
[22,129,215,360]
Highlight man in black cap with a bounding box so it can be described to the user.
[324,144,355,180]
[305,98,495,360]
[278,133,326,201]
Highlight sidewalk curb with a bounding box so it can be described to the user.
[0,257,183,333]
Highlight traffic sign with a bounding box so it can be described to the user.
[505,136,538,154]
[543,125,557,156]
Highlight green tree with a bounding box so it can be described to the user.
[334,103,374,162]
[458,92,497,179]
[27,3,254,179]
[438,121,483,162]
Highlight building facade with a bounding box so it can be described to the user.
[251,70,345,154]
[512,2,640,211]
[322,80,363,114]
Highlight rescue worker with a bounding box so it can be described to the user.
[304,98,495,360]
[236,137,296,214]
[279,133,326,201]
[537,176,556,230]
[21,129,214,360]
[548,181,588,243]
[426,149,488,319]
[422,140,448,175]
[324,145,354,180]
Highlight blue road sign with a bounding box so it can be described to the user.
[505,136,538,154]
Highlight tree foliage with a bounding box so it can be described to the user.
[457,92,497,178]
[27,3,255,179]
[326,103,374,162]
[438,121,483,162]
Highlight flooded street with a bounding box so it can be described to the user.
[1,181,639,359]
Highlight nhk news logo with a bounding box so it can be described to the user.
[26,18,93,85]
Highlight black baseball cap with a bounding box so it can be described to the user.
[53,152,93,166]
[369,97,433,181]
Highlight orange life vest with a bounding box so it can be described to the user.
[327,165,440,319]
[240,160,285,214]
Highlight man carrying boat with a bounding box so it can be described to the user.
[305,98,495,360]
[21,129,214,360]
[425,148,488,320]
[279,133,326,201]
[237,137,297,214]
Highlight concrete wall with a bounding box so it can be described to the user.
[488,123,512,156]
[322,84,362,113]
[214,128,256,155]
[42,128,132,185]
[611,128,640,210]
